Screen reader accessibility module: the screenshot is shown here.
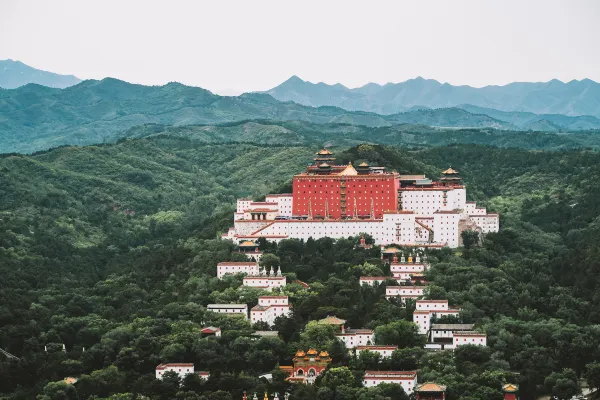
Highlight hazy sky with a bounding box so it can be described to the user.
[1,0,599,95]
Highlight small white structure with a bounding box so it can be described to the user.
[156,363,194,380]
[359,277,388,286]
[335,328,374,348]
[413,300,461,335]
[390,262,426,281]
[207,304,248,319]
[386,286,425,300]
[217,262,259,279]
[363,371,418,394]
[453,331,487,347]
[356,345,398,358]
[430,323,474,341]
[243,266,286,291]
[197,371,210,380]
[201,327,222,337]
[250,296,291,326]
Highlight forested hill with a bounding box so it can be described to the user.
[2,140,600,399]
[4,78,600,154]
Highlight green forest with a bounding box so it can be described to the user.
[2,139,600,400]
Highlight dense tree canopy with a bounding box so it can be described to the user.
[2,142,600,399]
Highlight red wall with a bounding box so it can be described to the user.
[292,175,399,219]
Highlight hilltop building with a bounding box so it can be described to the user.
[386,285,426,300]
[217,262,259,279]
[236,240,263,262]
[242,266,286,291]
[413,300,461,334]
[250,296,290,326]
[356,345,398,358]
[425,323,474,351]
[201,327,222,338]
[503,384,519,400]
[280,349,332,384]
[224,149,498,248]
[155,363,209,380]
[207,304,248,319]
[335,327,375,348]
[363,371,417,394]
[415,382,447,400]
[453,331,487,347]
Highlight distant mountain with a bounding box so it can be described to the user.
[0,59,81,89]
[263,76,600,118]
[3,77,599,154]
[456,104,600,132]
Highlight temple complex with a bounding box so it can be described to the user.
[224,149,498,248]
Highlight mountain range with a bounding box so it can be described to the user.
[3,77,600,154]
[262,75,600,118]
[0,59,81,89]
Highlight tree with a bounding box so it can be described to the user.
[259,254,281,270]
[544,369,580,400]
[461,230,480,249]
[584,362,600,393]
[374,321,423,348]
[299,321,336,349]
[321,367,356,390]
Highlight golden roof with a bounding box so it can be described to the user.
[416,382,447,392]
[295,350,305,357]
[338,163,358,176]
[318,315,346,325]
[239,240,257,247]
[64,377,78,385]
[358,162,369,167]
[307,348,318,355]
[316,149,333,155]
[503,384,519,392]
[319,351,329,357]
[319,163,331,168]
[442,167,459,174]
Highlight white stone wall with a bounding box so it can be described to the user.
[433,213,461,248]
[359,277,387,286]
[413,311,431,334]
[335,332,374,348]
[251,296,290,326]
[363,373,417,394]
[416,300,449,311]
[386,286,425,299]
[243,277,286,291]
[207,305,248,319]
[265,195,294,217]
[453,334,487,347]
[217,263,259,279]
[357,346,397,358]
[469,215,499,233]
[237,199,252,213]
[156,364,194,380]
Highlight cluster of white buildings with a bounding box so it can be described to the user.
[217,261,287,292]
[224,159,499,249]
[335,328,375,348]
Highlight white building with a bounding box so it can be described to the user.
[243,266,286,291]
[207,304,248,319]
[453,331,487,347]
[217,262,259,279]
[201,327,222,337]
[413,300,461,335]
[250,296,291,326]
[390,262,426,281]
[363,371,418,394]
[265,194,294,217]
[359,277,388,286]
[424,323,474,351]
[335,328,375,348]
[356,345,398,358]
[156,363,195,380]
[386,286,425,300]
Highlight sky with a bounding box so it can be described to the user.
[1,0,599,95]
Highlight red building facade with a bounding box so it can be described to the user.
[292,150,400,219]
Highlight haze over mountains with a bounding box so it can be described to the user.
[0,59,81,89]
[2,60,600,154]
[263,75,600,118]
